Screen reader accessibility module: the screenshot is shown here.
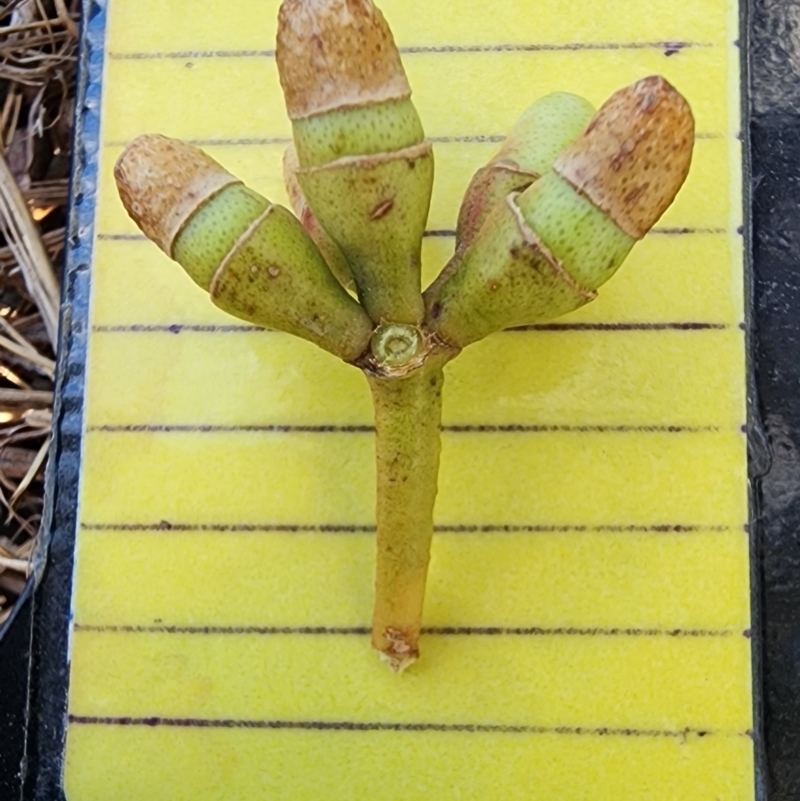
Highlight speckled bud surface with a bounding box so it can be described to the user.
[497,92,596,177]
[173,184,271,290]
[210,205,373,361]
[431,194,595,347]
[283,145,354,290]
[297,141,433,325]
[114,133,240,256]
[276,0,410,120]
[455,164,539,254]
[456,93,595,252]
[292,98,424,168]
[554,76,694,239]
[516,172,635,291]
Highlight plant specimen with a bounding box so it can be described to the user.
[114,0,694,672]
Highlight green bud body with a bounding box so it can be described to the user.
[516,172,634,291]
[426,92,596,318]
[172,187,372,361]
[295,204,355,293]
[430,78,694,348]
[298,141,433,325]
[278,0,432,327]
[115,134,372,361]
[299,210,356,293]
[283,145,355,291]
[455,93,595,252]
[173,184,270,290]
[430,194,595,347]
[208,205,374,361]
[430,170,634,347]
[293,98,424,168]
[498,93,596,177]
[292,97,432,326]
[454,164,537,256]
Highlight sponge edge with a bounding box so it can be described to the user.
[114,133,240,257]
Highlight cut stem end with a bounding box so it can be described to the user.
[370,323,423,370]
[375,627,420,673]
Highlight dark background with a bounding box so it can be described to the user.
[3,0,800,798]
[750,1,800,797]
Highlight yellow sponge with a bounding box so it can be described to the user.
[65,0,751,799]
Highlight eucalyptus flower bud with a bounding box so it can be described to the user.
[429,76,694,348]
[115,134,373,361]
[276,0,433,325]
[456,92,595,252]
[425,92,595,313]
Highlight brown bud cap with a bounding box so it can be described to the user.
[276,0,411,120]
[553,76,694,239]
[114,134,240,256]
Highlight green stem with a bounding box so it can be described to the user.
[366,347,448,671]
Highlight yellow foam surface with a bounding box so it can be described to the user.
[68,728,753,801]
[85,329,744,426]
[65,0,752,799]
[107,0,731,52]
[74,530,749,629]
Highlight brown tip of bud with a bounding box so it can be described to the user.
[553,76,694,239]
[114,134,240,255]
[276,0,411,120]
